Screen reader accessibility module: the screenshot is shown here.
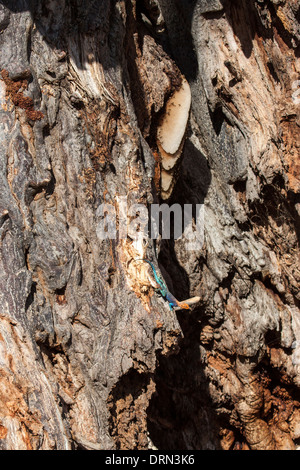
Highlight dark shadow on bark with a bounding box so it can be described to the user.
[147,308,222,450]
[108,369,154,450]
[153,0,199,82]
[156,137,211,301]
[220,0,300,56]
[0,0,31,12]
[0,0,118,72]
[146,138,214,450]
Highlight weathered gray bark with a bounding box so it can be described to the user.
[0,0,299,450]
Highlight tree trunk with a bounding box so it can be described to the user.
[0,0,299,450]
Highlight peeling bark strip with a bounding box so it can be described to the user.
[0,0,299,450]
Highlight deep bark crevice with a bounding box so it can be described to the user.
[0,0,299,450]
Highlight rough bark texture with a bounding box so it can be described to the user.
[0,0,299,450]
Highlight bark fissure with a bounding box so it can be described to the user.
[0,0,299,450]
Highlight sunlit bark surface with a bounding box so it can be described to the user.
[0,0,299,450]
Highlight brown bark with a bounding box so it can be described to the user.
[0,0,299,450]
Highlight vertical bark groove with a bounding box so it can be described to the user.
[0,0,299,450]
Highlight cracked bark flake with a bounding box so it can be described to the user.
[0,0,299,451]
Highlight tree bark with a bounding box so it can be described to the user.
[0,0,299,450]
